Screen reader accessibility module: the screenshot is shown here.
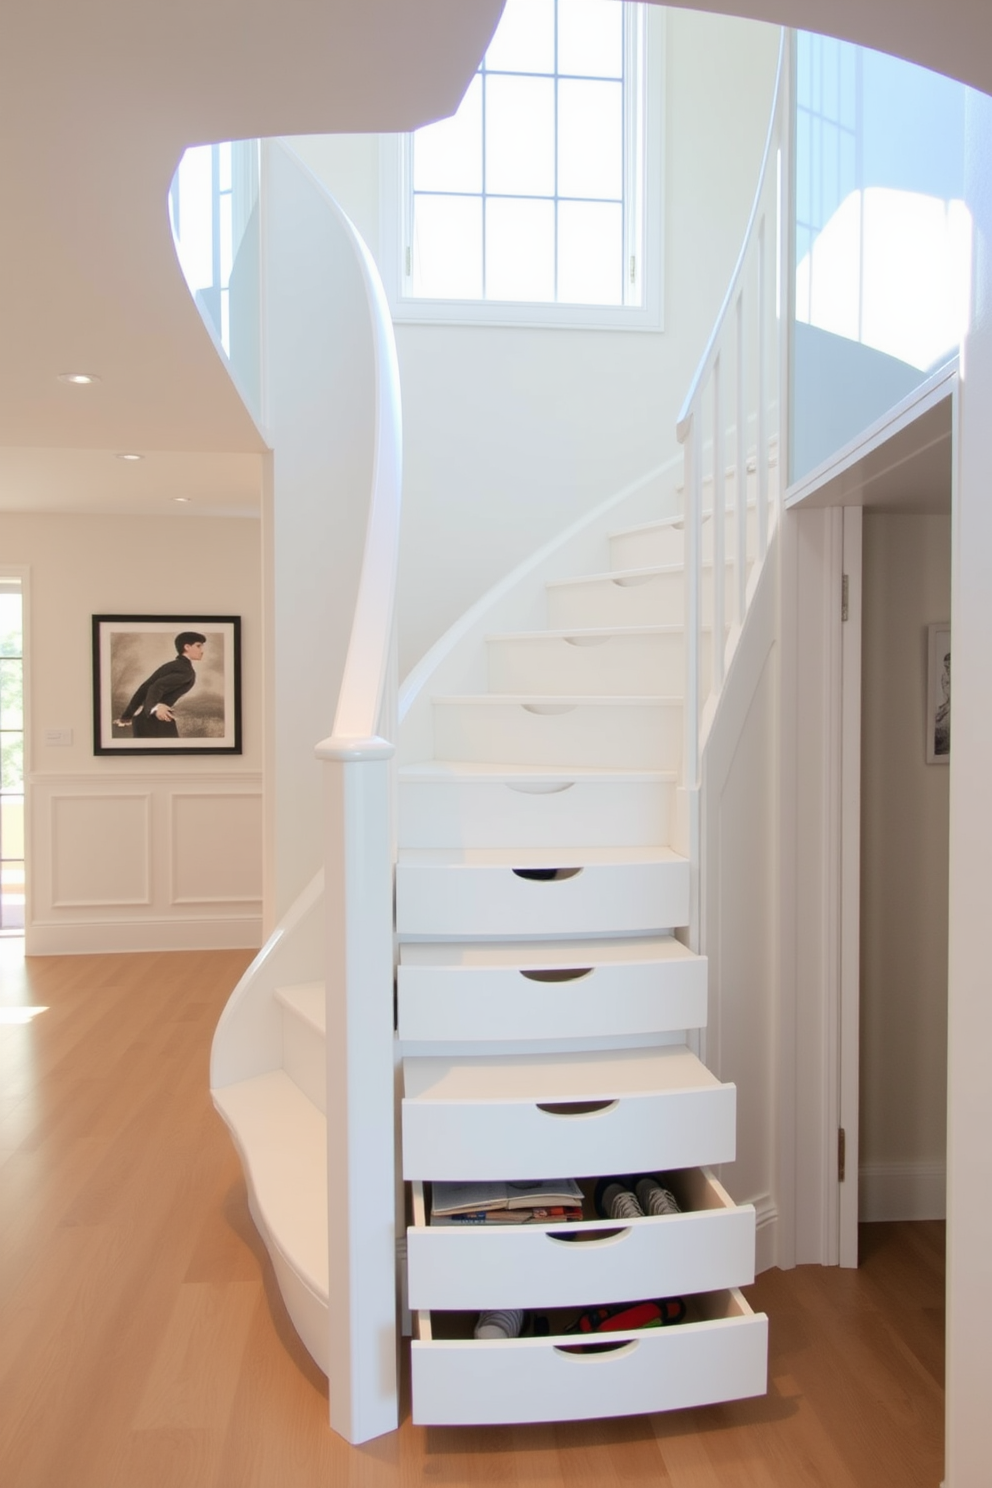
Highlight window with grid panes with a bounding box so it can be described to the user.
[383,0,663,329]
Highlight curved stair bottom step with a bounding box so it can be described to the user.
[213,1069,329,1376]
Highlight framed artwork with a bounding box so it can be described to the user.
[926,622,951,765]
[92,615,242,755]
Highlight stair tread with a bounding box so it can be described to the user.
[403,1043,720,1102]
[608,515,684,539]
[274,982,324,1031]
[547,558,732,588]
[397,844,686,867]
[213,1070,327,1298]
[399,761,676,784]
[485,624,683,641]
[431,694,680,706]
[399,935,699,968]
[546,564,679,588]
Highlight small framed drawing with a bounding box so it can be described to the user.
[926,622,951,765]
[93,615,242,755]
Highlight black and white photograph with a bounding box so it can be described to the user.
[93,615,242,755]
[926,621,951,765]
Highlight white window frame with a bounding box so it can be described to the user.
[379,3,665,332]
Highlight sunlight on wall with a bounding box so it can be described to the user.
[796,186,972,371]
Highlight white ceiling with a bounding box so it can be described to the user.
[0,0,503,516]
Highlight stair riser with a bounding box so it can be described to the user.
[398,778,672,850]
[487,631,688,697]
[610,507,757,571]
[432,701,682,771]
[281,1004,326,1115]
[396,858,690,939]
[398,956,706,1040]
[547,566,742,630]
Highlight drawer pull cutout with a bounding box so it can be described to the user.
[536,1099,618,1117]
[505,781,574,795]
[554,1340,639,1358]
[546,1226,630,1246]
[613,574,655,588]
[522,702,577,715]
[512,867,583,882]
[520,966,592,982]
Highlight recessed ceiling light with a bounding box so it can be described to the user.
[172,497,191,503]
[116,452,143,461]
[57,372,100,385]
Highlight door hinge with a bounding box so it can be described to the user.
[630,254,636,284]
[405,245,412,277]
[838,1126,846,1183]
[841,573,849,622]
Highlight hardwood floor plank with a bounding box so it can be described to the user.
[0,945,945,1488]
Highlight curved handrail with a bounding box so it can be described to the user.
[676,31,787,442]
[312,176,402,761]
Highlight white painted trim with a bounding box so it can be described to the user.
[859,1162,947,1222]
[49,791,152,906]
[25,913,263,955]
[838,509,863,1267]
[752,1191,779,1274]
[169,789,264,905]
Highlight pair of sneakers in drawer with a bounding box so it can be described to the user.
[474,1299,687,1341]
[595,1174,681,1221]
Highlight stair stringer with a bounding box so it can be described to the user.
[696,527,782,1273]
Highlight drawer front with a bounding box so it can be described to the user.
[398,956,707,1042]
[396,858,690,939]
[401,1084,736,1181]
[411,1289,767,1426]
[407,1171,755,1310]
[398,777,671,852]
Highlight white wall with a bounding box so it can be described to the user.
[261,142,379,922]
[290,8,782,676]
[0,511,263,953]
[859,512,949,1221]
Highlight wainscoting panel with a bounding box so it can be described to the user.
[51,793,151,907]
[29,773,263,954]
[171,792,264,904]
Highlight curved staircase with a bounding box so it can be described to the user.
[209,29,787,1445]
[212,482,769,1432]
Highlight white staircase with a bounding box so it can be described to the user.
[213,495,768,1432]
[209,32,788,1438]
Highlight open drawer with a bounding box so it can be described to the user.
[406,1169,755,1311]
[402,1046,736,1181]
[411,1289,768,1426]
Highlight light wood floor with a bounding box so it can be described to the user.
[0,944,945,1487]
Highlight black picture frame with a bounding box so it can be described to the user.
[92,614,242,756]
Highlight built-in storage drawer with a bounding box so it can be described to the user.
[398,936,707,1042]
[396,847,690,939]
[401,1047,736,1181]
[407,1168,755,1311]
[411,1288,768,1426]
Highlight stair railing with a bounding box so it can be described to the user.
[676,30,791,791]
[312,202,402,1445]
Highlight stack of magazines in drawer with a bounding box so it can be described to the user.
[430,1178,584,1226]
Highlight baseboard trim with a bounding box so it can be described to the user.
[25,915,263,956]
[753,1191,778,1274]
[859,1161,946,1222]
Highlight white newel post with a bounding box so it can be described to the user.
[317,734,397,1444]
